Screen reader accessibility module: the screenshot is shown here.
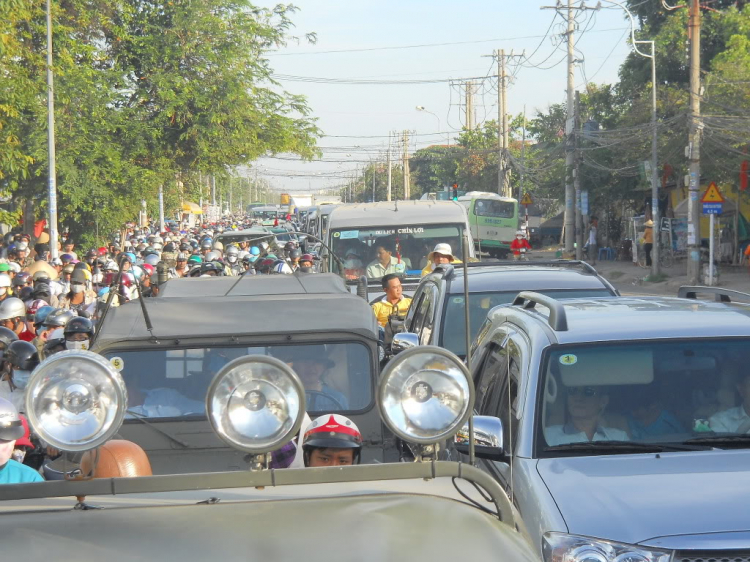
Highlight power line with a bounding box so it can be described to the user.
[267,27,629,57]
[271,73,494,85]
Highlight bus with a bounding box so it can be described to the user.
[325,200,475,297]
[458,191,519,258]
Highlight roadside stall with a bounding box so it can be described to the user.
[180,202,203,229]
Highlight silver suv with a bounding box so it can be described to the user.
[461,289,750,561]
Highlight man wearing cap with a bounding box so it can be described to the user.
[0,396,43,483]
[282,347,348,411]
[421,243,462,277]
[372,273,412,328]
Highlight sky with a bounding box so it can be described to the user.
[253,0,636,194]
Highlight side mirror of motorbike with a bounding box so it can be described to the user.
[391,332,419,355]
[454,415,507,462]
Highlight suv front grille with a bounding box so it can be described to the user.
[676,551,750,562]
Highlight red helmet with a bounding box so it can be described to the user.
[300,254,314,263]
[141,263,155,276]
[26,299,48,317]
[97,247,108,256]
[302,414,362,463]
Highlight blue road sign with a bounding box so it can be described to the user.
[702,202,722,215]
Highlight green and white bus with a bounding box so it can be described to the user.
[458,191,519,258]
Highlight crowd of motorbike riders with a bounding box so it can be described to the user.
[0,216,373,484]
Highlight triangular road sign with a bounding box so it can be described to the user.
[520,192,534,206]
[701,182,725,203]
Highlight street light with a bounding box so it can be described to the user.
[598,0,659,277]
[416,106,449,146]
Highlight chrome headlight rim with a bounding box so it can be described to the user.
[205,354,306,454]
[25,349,127,453]
[378,345,474,445]
[542,532,672,562]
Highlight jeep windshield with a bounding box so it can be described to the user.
[103,342,372,419]
[538,338,750,455]
[330,224,464,281]
[442,289,612,357]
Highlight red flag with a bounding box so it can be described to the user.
[740,160,749,191]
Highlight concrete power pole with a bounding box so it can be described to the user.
[687,0,702,284]
[542,0,596,256]
[574,91,583,260]
[498,50,506,196]
[465,82,475,131]
[387,132,393,202]
[402,130,411,199]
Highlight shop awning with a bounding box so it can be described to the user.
[182,202,203,214]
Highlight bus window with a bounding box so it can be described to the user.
[475,199,515,218]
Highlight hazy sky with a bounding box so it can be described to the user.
[254,1,636,193]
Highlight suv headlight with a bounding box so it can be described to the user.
[543,533,671,562]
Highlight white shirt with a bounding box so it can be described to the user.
[588,227,597,246]
[544,423,629,446]
[366,256,404,279]
[709,405,750,433]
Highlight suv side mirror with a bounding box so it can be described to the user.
[454,416,507,462]
[391,332,419,355]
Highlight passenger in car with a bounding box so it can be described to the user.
[285,348,348,412]
[545,386,629,446]
[625,385,685,439]
[709,371,750,433]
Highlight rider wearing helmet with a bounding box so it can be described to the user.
[302,414,363,467]
[64,316,95,351]
[510,230,531,259]
[57,269,96,316]
[287,248,302,272]
[0,274,10,303]
[225,246,242,276]
[298,254,315,273]
[0,298,33,341]
[0,396,44,483]
[5,340,39,397]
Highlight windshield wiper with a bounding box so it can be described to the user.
[683,434,750,447]
[544,440,709,454]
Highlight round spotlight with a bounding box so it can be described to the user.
[206,355,305,454]
[378,346,474,445]
[25,350,127,453]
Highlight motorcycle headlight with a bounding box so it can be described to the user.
[543,533,671,562]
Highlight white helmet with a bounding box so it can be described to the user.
[213,241,224,251]
[0,273,11,288]
[0,297,27,321]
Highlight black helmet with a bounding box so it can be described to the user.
[179,242,191,252]
[64,316,95,338]
[163,242,176,252]
[0,326,18,352]
[6,340,39,371]
[289,248,302,260]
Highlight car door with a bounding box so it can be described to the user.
[473,329,528,491]
[414,283,439,345]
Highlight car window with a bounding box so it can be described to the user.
[475,336,521,450]
[417,285,438,345]
[441,288,613,357]
[538,338,750,454]
[105,342,373,420]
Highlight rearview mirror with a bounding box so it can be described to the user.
[391,332,419,355]
[454,416,507,462]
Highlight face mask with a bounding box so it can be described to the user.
[0,289,7,297]
[12,449,26,463]
[516,236,522,240]
[66,339,89,351]
[227,256,237,264]
[71,285,84,294]
[13,370,31,390]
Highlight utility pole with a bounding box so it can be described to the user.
[499,50,506,196]
[520,105,526,202]
[387,132,393,202]
[465,81,475,131]
[403,130,411,199]
[45,0,59,259]
[542,0,597,256]
[211,175,216,206]
[574,91,583,260]
[687,0,702,283]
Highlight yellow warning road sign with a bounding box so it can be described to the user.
[520,192,534,206]
[701,182,725,203]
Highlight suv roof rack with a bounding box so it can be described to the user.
[512,291,569,331]
[465,259,598,275]
[678,286,750,303]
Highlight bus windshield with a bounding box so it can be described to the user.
[330,224,464,280]
[475,199,515,218]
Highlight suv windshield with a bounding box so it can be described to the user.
[105,342,372,419]
[331,224,463,280]
[539,338,750,453]
[442,289,613,357]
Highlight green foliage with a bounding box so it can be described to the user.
[1,0,319,243]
